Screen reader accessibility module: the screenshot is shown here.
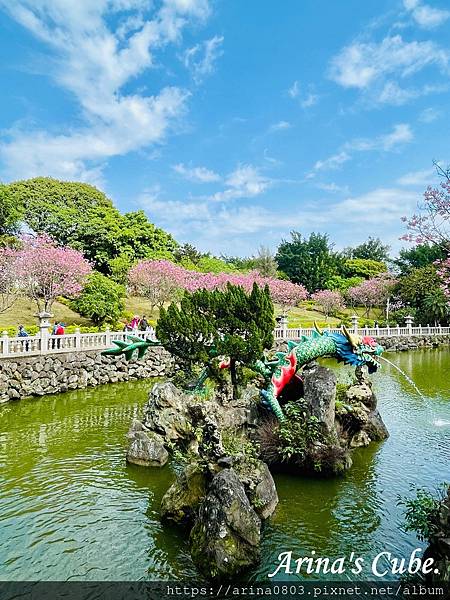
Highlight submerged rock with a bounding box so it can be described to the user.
[161,461,207,524]
[190,469,261,580]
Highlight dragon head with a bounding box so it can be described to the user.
[328,325,383,373]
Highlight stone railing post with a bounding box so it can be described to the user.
[405,314,414,335]
[75,327,81,350]
[105,326,111,348]
[351,314,359,334]
[36,311,52,354]
[2,331,9,356]
[279,315,288,339]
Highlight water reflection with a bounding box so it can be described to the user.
[0,349,449,581]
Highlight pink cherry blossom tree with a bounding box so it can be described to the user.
[15,235,92,312]
[0,247,21,314]
[347,276,394,317]
[401,163,450,247]
[311,289,345,319]
[436,254,450,300]
[129,260,308,314]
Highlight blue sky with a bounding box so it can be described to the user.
[1,0,449,257]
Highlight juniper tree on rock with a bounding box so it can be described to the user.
[156,283,275,399]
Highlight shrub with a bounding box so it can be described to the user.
[71,272,125,326]
[398,484,449,542]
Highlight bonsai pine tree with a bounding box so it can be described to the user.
[156,283,275,399]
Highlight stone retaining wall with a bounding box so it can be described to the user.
[376,334,450,352]
[0,347,174,404]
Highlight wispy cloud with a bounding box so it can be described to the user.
[287,80,319,108]
[329,34,448,107]
[314,151,351,172]
[311,123,413,175]
[397,166,437,186]
[330,35,448,90]
[0,0,211,182]
[269,120,291,133]
[173,162,221,182]
[210,164,271,202]
[419,107,442,122]
[403,0,450,29]
[183,34,224,84]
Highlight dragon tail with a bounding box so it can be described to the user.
[260,388,285,422]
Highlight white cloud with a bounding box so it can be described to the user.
[269,120,291,132]
[403,0,450,29]
[210,165,271,202]
[301,93,319,108]
[183,34,223,84]
[397,167,436,186]
[288,80,299,98]
[311,124,413,175]
[419,107,442,122]
[314,151,351,172]
[315,182,350,194]
[287,80,318,108]
[0,0,210,182]
[377,123,414,150]
[140,186,419,252]
[329,34,448,90]
[173,162,221,182]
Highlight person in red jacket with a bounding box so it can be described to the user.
[55,322,65,349]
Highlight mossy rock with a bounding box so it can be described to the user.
[160,461,207,525]
[190,469,261,580]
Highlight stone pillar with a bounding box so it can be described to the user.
[405,314,414,334]
[36,311,53,354]
[2,331,9,356]
[75,327,82,350]
[279,315,288,338]
[351,314,359,334]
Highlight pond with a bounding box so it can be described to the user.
[0,348,449,581]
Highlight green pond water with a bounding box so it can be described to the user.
[0,348,449,582]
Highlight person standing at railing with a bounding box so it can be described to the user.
[139,315,149,332]
[55,322,65,349]
[17,325,30,351]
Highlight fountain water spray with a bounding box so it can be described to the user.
[376,355,426,399]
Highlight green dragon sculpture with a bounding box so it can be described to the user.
[102,326,383,422]
[251,326,383,421]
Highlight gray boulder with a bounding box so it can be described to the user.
[303,364,336,432]
[143,382,192,441]
[161,461,207,524]
[190,469,261,579]
[126,422,168,467]
[233,457,278,519]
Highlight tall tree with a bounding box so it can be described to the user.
[393,244,447,275]
[0,183,23,246]
[253,245,278,278]
[15,235,92,312]
[275,232,338,292]
[401,162,450,249]
[9,177,177,272]
[343,237,390,262]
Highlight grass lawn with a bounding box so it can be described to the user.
[0,296,383,334]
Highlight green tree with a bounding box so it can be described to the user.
[393,244,447,275]
[8,177,177,272]
[343,237,390,262]
[343,258,388,279]
[71,272,125,326]
[395,265,449,324]
[326,275,364,292]
[157,283,274,399]
[0,183,23,246]
[275,232,338,292]
[253,245,278,278]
